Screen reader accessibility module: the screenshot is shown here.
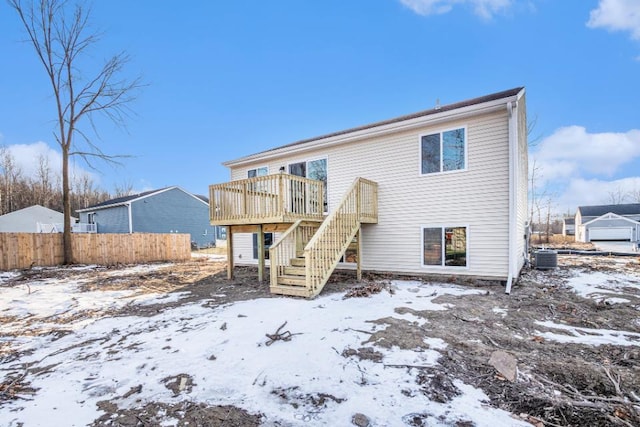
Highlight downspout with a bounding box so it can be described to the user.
[127,202,133,234]
[505,100,519,294]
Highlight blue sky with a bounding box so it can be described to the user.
[1,0,639,215]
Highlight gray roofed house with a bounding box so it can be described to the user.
[575,203,640,242]
[76,186,224,248]
[0,205,76,233]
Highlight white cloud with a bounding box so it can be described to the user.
[557,177,640,211]
[531,126,640,214]
[399,0,511,19]
[587,0,640,40]
[532,126,640,183]
[2,141,95,184]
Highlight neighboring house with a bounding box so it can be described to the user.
[575,203,640,242]
[562,217,575,236]
[77,186,224,248]
[0,205,77,233]
[210,87,528,297]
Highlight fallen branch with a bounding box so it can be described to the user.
[265,321,300,346]
[604,366,623,396]
[343,281,389,299]
[383,364,430,369]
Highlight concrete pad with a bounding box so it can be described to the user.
[593,241,638,254]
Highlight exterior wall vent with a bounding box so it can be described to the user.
[535,249,558,270]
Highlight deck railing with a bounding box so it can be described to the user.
[304,178,378,296]
[209,173,325,225]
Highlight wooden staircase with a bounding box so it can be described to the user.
[269,178,378,298]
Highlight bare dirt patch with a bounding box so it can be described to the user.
[3,255,640,425]
[359,257,640,426]
[91,401,262,427]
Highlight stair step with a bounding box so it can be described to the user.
[270,284,311,297]
[277,275,307,286]
[284,266,305,276]
[290,257,306,267]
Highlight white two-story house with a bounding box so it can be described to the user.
[209,87,528,298]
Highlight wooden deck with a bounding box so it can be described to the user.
[209,173,325,226]
[209,174,378,297]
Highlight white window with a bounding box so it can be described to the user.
[252,232,273,260]
[248,166,268,192]
[87,213,96,224]
[420,127,466,175]
[248,166,268,178]
[422,226,467,267]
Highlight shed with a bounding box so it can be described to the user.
[0,205,73,233]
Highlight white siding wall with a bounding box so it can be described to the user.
[231,110,512,279]
[575,211,585,242]
[516,94,529,273]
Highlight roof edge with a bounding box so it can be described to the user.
[223,87,524,168]
[77,186,210,212]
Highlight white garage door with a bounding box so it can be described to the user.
[589,227,632,241]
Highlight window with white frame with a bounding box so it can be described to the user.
[420,128,466,174]
[422,226,467,267]
[252,232,273,260]
[87,213,96,224]
[248,167,268,178]
[248,166,268,192]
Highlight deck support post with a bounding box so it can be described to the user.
[356,227,362,281]
[227,228,234,280]
[257,224,265,282]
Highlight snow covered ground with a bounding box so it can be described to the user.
[1,259,639,426]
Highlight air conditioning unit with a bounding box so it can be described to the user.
[535,249,558,270]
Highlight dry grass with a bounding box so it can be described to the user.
[530,234,575,245]
[192,247,227,255]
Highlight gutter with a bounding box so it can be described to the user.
[505,99,518,295]
[127,202,133,234]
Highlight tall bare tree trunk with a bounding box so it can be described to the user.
[10,0,142,264]
[62,150,72,263]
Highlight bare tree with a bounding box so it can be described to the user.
[0,146,23,215]
[607,186,627,205]
[34,154,55,206]
[114,180,135,198]
[527,114,543,148]
[627,180,640,203]
[9,0,142,263]
[529,158,547,227]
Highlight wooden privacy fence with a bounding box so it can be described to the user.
[0,233,191,270]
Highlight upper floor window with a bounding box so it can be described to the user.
[248,167,268,178]
[421,127,466,175]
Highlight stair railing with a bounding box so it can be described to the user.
[269,220,318,288]
[304,178,378,296]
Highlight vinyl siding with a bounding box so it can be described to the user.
[84,188,218,247]
[87,205,129,234]
[575,211,585,241]
[131,188,216,247]
[230,109,514,279]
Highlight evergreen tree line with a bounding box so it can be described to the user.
[0,146,115,217]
